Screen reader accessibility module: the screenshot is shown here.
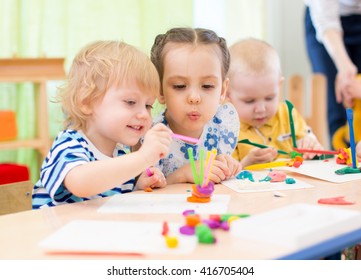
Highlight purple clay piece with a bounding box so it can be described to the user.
[202,219,220,229]
[220,221,230,231]
[179,225,195,235]
[195,181,215,196]
[182,209,195,216]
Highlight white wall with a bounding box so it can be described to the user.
[267,0,312,79]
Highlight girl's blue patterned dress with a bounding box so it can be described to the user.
[153,103,240,177]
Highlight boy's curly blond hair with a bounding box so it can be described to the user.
[59,40,160,130]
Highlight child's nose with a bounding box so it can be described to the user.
[188,90,201,104]
[254,102,266,112]
[137,107,151,119]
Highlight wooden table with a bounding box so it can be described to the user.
[1,174,361,260]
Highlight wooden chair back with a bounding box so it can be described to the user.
[0,180,33,215]
[285,74,329,149]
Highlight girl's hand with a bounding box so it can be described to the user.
[215,154,242,180]
[168,159,236,185]
[140,123,172,166]
[241,147,278,167]
[296,135,324,159]
[136,167,167,190]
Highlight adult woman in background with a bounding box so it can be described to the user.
[304,0,361,144]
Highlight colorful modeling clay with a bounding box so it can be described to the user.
[179,225,195,235]
[195,224,216,244]
[268,171,287,182]
[187,182,215,203]
[318,196,355,205]
[335,166,361,175]
[162,221,169,236]
[236,170,254,181]
[164,235,178,248]
[285,178,296,184]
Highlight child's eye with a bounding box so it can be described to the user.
[124,100,136,106]
[244,99,254,104]
[266,96,275,101]
[202,84,215,89]
[173,84,186,90]
[146,104,153,110]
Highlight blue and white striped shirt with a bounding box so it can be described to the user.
[32,130,134,209]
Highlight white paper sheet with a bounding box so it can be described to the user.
[230,204,361,250]
[39,220,197,255]
[222,171,314,193]
[275,159,361,183]
[98,194,230,214]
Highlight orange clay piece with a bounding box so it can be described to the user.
[185,214,201,227]
[286,155,304,168]
[336,147,358,166]
[187,183,214,203]
[187,196,211,203]
[294,156,303,163]
[144,187,153,192]
[190,185,209,198]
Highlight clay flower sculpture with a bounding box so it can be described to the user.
[187,148,216,203]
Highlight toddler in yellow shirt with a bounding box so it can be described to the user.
[227,38,323,167]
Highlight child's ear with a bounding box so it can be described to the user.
[220,78,229,103]
[279,76,285,87]
[278,76,285,102]
[79,100,92,115]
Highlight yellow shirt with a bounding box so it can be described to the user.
[233,102,309,161]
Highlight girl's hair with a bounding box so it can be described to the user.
[59,40,160,130]
[150,27,230,83]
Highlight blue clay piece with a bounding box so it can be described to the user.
[236,170,254,181]
[285,177,296,184]
[259,176,271,182]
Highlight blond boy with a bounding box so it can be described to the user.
[227,38,323,167]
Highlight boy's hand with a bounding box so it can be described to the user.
[296,135,324,159]
[241,147,278,167]
[140,123,172,166]
[136,167,167,190]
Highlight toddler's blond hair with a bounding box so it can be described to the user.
[228,38,282,78]
[59,40,160,130]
